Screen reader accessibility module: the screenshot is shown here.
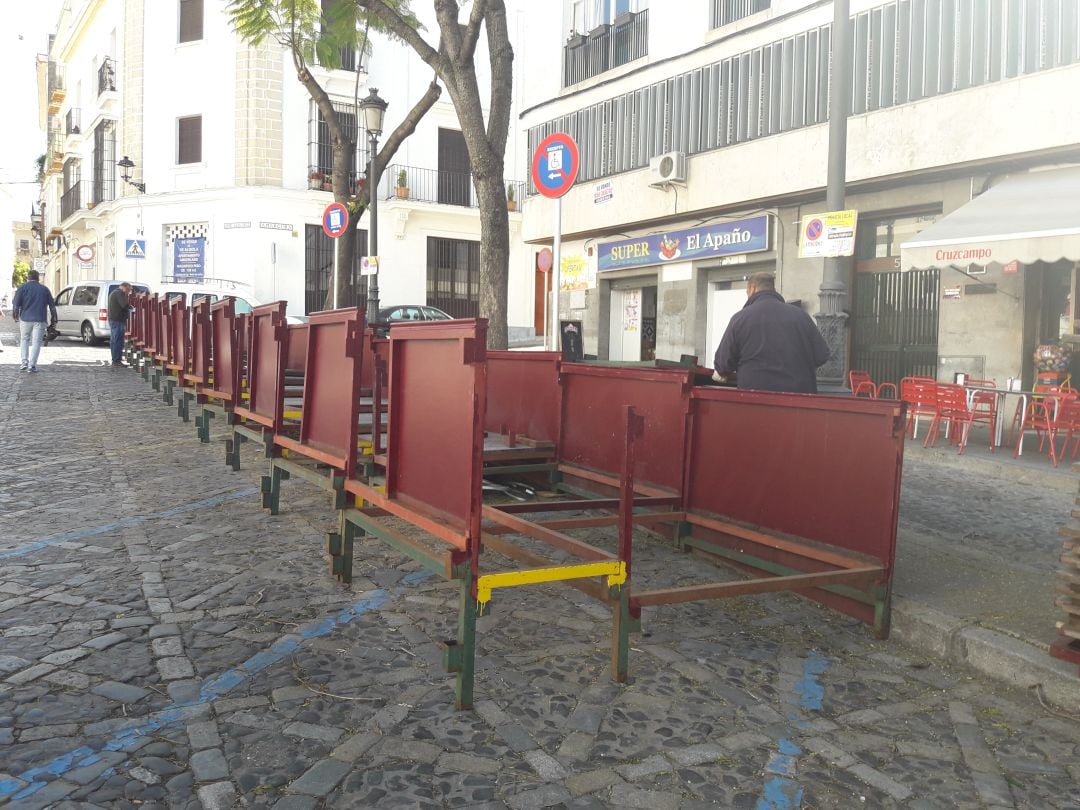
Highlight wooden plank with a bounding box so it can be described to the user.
[557,463,674,498]
[686,513,876,570]
[481,505,614,562]
[343,479,467,550]
[344,509,456,579]
[537,512,683,531]
[631,566,883,607]
[493,496,681,514]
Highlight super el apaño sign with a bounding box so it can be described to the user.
[598,215,770,272]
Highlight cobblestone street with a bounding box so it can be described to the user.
[1,334,1079,809]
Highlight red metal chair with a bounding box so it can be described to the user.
[924,383,996,454]
[849,370,877,398]
[900,376,937,439]
[1010,384,1070,456]
[1049,395,1080,466]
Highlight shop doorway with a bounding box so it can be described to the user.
[1022,260,1073,386]
[705,282,745,362]
[534,267,551,337]
[608,285,657,362]
[851,268,940,387]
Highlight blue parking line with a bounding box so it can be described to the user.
[0,488,259,560]
[755,652,829,810]
[1,570,432,800]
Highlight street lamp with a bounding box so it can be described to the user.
[117,155,146,193]
[359,87,388,315]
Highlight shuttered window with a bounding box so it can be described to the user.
[177,115,202,164]
[179,0,204,43]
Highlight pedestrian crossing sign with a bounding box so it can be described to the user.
[125,239,146,259]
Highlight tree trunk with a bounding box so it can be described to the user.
[332,137,357,308]
[474,172,509,349]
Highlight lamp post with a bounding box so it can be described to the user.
[117,155,146,193]
[359,87,388,316]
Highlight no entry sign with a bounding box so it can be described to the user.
[532,133,580,199]
[322,202,349,238]
[537,247,553,273]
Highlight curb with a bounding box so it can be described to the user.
[891,595,1080,713]
[905,447,1076,493]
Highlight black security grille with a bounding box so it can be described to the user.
[426,237,480,319]
[305,225,368,314]
[852,269,940,388]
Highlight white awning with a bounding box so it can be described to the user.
[901,166,1080,270]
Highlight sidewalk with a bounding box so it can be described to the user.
[892,424,1078,709]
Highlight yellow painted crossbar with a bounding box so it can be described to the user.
[476,561,626,608]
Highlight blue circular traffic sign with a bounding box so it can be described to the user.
[323,202,349,238]
[532,133,580,199]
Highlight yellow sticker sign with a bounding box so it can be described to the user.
[799,209,858,258]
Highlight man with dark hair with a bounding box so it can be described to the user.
[713,271,830,394]
[107,282,133,366]
[12,270,58,373]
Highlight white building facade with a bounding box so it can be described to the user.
[38,0,534,335]
[518,0,1080,386]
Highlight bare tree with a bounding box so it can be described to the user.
[228,0,441,309]
[355,0,514,348]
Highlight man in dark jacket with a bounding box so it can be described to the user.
[12,270,58,373]
[713,272,831,394]
[107,282,133,366]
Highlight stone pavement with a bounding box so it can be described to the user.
[1,330,1079,809]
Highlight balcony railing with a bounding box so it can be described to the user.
[98,56,116,95]
[710,0,771,28]
[563,9,649,87]
[46,128,64,174]
[61,181,81,221]
[381,164,525,210]
[65,108,82,136]
[47,62,66,114]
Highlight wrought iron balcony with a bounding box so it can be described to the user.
[46,128,64,174]
[563,9,649,87]
[98,56,116,95]
[381,165,525,210]
[61,181,82,221]
[47,63,66,114]
[711,0,771,28]
[65,108,82,136]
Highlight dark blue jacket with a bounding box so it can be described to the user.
[12,281,58,324]
[714,290,831,394]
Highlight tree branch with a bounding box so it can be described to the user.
[484,0,513,153]
[433,0,464,65]
[460,0,489,63]
[374,79,443,180]
[356,0,442,67]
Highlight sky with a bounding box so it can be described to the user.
[1,0,65,273]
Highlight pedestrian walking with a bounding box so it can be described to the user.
[107,282,133,366]
[12,270,58,373]
[0,294,7,353]
[713,271,830,394]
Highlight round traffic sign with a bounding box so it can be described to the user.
[322,202,349,239]
[805,218,824,241]
[537,247,553,273]
[75,244,96,262]
[531,133,580,199]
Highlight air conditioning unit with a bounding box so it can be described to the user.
[648,151,688,187]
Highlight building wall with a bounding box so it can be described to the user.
[235,41,285,187]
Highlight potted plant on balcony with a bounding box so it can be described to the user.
[323,175,334,191]
[506,182,517,212]
[308,170,324,190]
[395,168,409,200]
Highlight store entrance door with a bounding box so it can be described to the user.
[608,285,657,362]
[851,268,940,387]
[706,284,746,363]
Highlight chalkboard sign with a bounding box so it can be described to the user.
[560,320,584,363]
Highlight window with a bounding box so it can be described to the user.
[179,0,204,43]
[423,306,451,320]
[73,285,100,306]
[426,237,480,319]
[711,0,771,29]
[92,120,116,205]
[232,297,253,314]
[55,288,72,306]
[437,129,471,206]
[177,115,202,164]
[304,224,368,313]
[19,239,30,251]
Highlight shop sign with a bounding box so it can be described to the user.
[943,285,962,301]
[1003,261,1019,274]
[598,215,769,273]
[593,181,614,206]
[560,254,593,291]
[933,246,993,263]
[799,209,857,258]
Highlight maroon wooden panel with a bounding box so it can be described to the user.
[143,295,159,355]
[168,298,190,375]
[386,320,487,545]
[128,294,145,343]
[188,300,211,385]
[485,351,562,443]
[686,387,906,574]
[205,298,239,403]
[235,303,287,431]
[558,364,694,493]
[276,307,365,476]
[154,298,171,361]
[286,324,309,374]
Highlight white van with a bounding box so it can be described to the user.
[152,282,306,324]
[54,279,153,344]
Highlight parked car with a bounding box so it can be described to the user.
[373,305,452,336]
[150,285,307,325]
[53,280,152,344]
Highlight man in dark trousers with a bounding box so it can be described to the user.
[107,282,133,366]
[12,270,58,373]
[713,272,831,394]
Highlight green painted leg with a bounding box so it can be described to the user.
[197,408,214,443]
[261,465,288,515]
[162,380,175,406]
[873,585,891,640]
[442,576,478,711]
[178,393,191,422]
[674,520,692,552]
[327,530,343,578]
[141,362,149,382]
[225,435,240,471]
[610,584,634,683]
[150,369,161,392]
